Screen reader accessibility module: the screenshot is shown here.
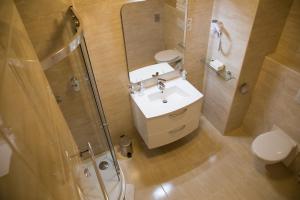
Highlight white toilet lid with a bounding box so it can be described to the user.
[251,130,295,162]
[154,50,182,63]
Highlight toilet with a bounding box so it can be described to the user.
[154,49,183,65]
[251,126,298,167]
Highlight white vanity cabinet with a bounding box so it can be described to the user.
[130,77,203,149]
[132,99,201,148]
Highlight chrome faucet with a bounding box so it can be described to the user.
[152,71,159,78]
[157,78,167,103]
[157,78,166,92]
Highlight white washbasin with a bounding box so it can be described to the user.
[131,77,203,118]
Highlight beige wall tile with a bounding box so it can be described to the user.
[184,0,214,90]
[244,56,300,143]
[275,0,300,70]
[73,0,136,144]
[226,0,293,133]
[203,0,258,133]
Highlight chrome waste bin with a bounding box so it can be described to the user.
[119,135,133,158]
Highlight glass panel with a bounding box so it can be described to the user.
[43,44,121,199]
[0,1,80,199]
[74,156,106,200]
[13,0,122,198]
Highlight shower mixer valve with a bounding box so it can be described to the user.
[70,76,80,92]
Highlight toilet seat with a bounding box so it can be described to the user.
[154,49,182,63]
[251,130,296,163]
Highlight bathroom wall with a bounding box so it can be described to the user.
[44,48,107,157]
[273,0,300,73]
[14,0,71,60]
[203,0,259,133]
[225,0,293,133]
[203,0,294,134]
[243,0,300,143]
[183,0,213,90]
[73,0,213,143]
[244,56,300,143]
[0,0,80,199]
[72,0,135,144]
[121,0,165,70]
[15,0,107,155]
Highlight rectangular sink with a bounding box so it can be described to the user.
[148,85,190,102]
[131,77,203,118]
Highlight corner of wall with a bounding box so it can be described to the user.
[202,0,259,134]
[224,0,294,134]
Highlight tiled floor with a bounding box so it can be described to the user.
[118,117,300,200]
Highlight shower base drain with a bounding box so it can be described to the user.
[99,161,109,170]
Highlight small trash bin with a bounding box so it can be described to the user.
[119,134,133,158]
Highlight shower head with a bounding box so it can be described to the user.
[211,19,224,37]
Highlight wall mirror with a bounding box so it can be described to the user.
[121,0,189,83]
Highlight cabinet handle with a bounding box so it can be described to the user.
[168,125,186,134]
[169,108,187,118]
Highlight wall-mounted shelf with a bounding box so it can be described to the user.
[207,59,235,81]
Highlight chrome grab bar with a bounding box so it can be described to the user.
[169,108,187,118]
[41,6,83,70]
[87,143,109,200]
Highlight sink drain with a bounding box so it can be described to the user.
[162,99,168,103]
[99,161,109,170]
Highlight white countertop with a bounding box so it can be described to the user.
[131,77,203,118]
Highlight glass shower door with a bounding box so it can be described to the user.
[43,35,122,200]
[40,7,123,200]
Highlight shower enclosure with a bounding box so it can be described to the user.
[41,7,125,200]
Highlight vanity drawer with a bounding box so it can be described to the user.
[146,100,201,135]
[146,118,199,149]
